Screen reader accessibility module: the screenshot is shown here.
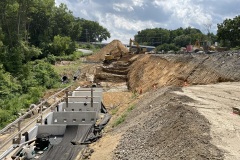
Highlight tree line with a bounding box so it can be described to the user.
[134,15,240,52]
[0,0,110,128]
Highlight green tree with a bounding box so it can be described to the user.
[31,60,59,89]
[0,0,19,46]
[217,15,240,47]
[49,4,75,37]
[51,35,75,56]
[156,43,179,52]
[135,28,170,46]
[27,0,55,46]
[0,64,21,99]
[78,19,110,42]
[173,35,191,47]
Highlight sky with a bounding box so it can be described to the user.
[55,0,240,44]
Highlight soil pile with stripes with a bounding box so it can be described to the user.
[127,51,240,93]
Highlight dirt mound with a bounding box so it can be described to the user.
[87,40,128,62]
[113,87,223,160]
[128,51,240,93]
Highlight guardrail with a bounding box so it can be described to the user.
[0,85,72,152]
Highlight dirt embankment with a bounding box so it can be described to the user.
[88,50,240,160]
[87,40,128,62]
[128,52,240,93]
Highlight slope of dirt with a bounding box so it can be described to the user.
[88,91,137,160]
[113,87,224,160]
[128,52,240,93]
[174,82,240,160]
[86,51,240,160]
[87,40,129,62]
[94,60,132,83]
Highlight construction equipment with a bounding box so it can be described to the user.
[193,40,204,53]
[103,53,117,64]
[192,40,227,53]
[129,38,147,54]
[103,46,122,64]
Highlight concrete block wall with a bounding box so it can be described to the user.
[52,112,97,125]
[75,87,103,92]
[72,91,102,99]
[43,112,54,125]
[37,125,67,136]
[57,102,100,112]
[68,96,101,103]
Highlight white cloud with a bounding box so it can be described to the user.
[55,0,239,43]
[95,13,163,43]
[132,0,145,7]
[113,3,134,12]
[152,0,213,27]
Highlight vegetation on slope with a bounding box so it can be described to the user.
[0,0,110,129]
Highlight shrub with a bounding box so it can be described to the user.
[52,35,75,56]
[46,54,56,64]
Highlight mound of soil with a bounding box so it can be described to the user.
[128,51,240,93]
[113,87,224,160]
[87,40,129,62]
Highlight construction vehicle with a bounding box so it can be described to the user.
[192,40,204,53]
[192,40,229,53]
[129,38,147,54]
[103,53,117,64]
[103,46,123,64]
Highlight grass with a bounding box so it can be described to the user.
[112,104,136,127]
[53,58,82,75]
[112,114,127,127]
[131,91,138,99]
[110,108,119,115]
[127,105,136,112]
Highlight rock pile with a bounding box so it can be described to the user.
[113,87,223,160]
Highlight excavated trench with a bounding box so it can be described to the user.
[94,59,133,92]
[94,52,240,94]
[90,51,240,160]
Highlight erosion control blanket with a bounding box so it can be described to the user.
[41,125,92,160]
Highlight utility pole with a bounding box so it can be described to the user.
[85,29,88,42]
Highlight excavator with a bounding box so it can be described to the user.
[103,46,124,64]
[129,38,147,54]
[193,40,218,53]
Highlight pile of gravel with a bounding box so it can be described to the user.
[113,87,223,160]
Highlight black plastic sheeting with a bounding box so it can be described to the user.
[71,125,93,145]
[40,113,111,160]
[41,125,84,160]
[101,102,108,114]
[39,102,111,160]
[84,113,112,144]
